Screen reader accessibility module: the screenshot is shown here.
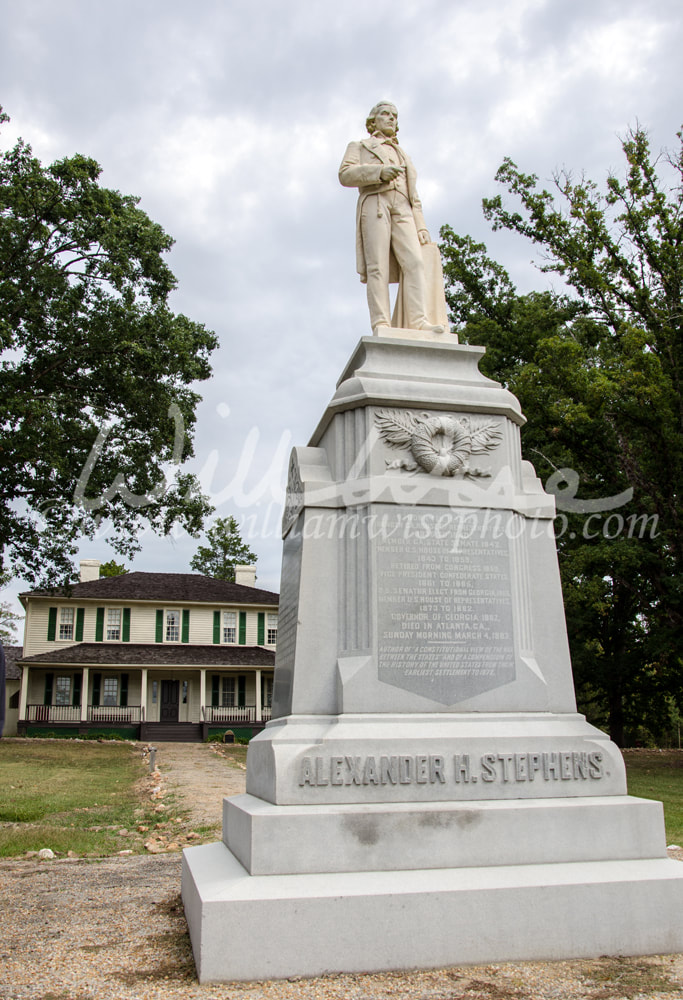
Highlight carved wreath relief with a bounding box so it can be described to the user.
[375,409,503,477]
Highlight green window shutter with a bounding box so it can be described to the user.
[122,608,131,643]
[72,674,82,707]
[239,611,247,645]
[47,607,57,642]
[95,607,105,642]
[182,609,190,643]
[92,673,101,707]
[257,612,265,645]
[120,673,129,708]
[211,674,220,708]
[75,608,85,642]
[213,610,220,644]
[238,675,246,708]
[44,673,54,705]
[155,609,164,643]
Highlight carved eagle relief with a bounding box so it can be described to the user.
[375,409,503,477]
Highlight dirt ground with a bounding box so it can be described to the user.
[2,740,683,1000]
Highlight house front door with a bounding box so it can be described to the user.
[160,680,179,723]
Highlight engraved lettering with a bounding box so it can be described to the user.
[363,756,379,785]
[588,752,604,778]
[315,757,328,786]
[429,755,446,783]
[528,752,541,780]
[498,753,514,782]
[543,752,560,780]
[573,752,588,779]
[454,754,471,783]
[416,755,429,784]
[299,757,315,786]
[399,756,412,784]
[481,753,497,781]
[345,756,363,785]
[380,755,399,784]
[331,756,344,785]
[514,753,528,781]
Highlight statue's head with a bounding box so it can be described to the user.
[366,101,398,137]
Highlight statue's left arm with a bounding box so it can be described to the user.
[405,158,430,243]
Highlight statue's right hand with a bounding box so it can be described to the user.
[379,165,403,182]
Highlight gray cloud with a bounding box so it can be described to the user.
[2,0,682,605]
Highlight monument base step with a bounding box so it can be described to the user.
[224,792,667,875]
[182,842,683,983]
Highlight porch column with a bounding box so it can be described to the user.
[80,667,89,722]
[140,668,148,721]
[18,664,28,721]
[199,669,206,722]
[255,669,262,722]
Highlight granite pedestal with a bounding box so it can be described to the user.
[183,334,683,982]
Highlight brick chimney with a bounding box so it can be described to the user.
[80,559,101,583]
[234,565,256,587]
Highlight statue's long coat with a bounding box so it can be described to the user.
[339,136,428,284]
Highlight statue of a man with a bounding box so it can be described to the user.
[339,101,446,336]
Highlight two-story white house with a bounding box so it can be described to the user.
[16,561,278,741]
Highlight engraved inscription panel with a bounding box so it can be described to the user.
[377,506,516,703]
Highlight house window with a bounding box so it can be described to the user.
[221,676,235,707]
[106,608,121,641]
[223,611,237,644]
[102,677,118,706]
[59,608,74,640]
[267,614,278,645]
[55,676,71,705]
[182,680,188,704]
[166,610,180,642]
[152,680,158,704]
[263,677,273,708]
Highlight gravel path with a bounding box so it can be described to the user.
[2,741,683,1000]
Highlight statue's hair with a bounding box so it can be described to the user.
[366,101,398,135]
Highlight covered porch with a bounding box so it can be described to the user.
[17,644,276,741]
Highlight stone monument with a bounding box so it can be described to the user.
[182,110,683,984]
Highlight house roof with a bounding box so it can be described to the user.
[2,645,23,679]
[20,572,279,606]
[18,643,276,668]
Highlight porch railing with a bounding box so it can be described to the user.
[25,704,81,723]
[205,705,272,724]
[88,705,142,724]
[24,705,142,724]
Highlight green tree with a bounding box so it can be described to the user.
[0,107,218,586]
[191,516,257,582]
[0,570,23,643]
[98,560,128,578]
[440,124,683,745]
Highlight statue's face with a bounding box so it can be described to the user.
[373,105,398,137]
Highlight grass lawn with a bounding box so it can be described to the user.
[0,739,159,857]
[623,749,683,844]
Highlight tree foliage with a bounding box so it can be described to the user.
[190,516,257,582]
[98,560,128,578]
[440,124,683,746]
[0,107,218,585]
[0,570,22,642]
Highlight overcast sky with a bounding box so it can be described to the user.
[1,0,682,619]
